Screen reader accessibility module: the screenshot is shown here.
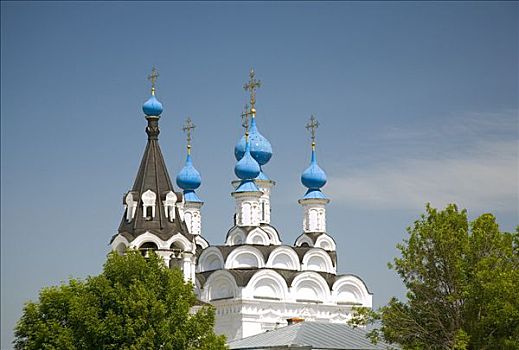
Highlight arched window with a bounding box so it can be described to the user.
[139,241,158,257]
[170,240,184,249]
[184,211,193,232]
[142,190,157,219]
[125,192,137,222]
[140,242,158,249]
[309,209,318,231]
[317,209,325,231]
[163,191,177,220]
[168,241,184,269]
[241,202,251,225]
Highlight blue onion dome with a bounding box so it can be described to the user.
[176,154,201,190]
[301,148,327,189]
[235,139,261,180]
[142,94,163,116]
[234,118,272,165]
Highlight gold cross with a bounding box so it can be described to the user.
[182,117,196,151]
[243,68,261,112]
[147,67,159,94]
[306,115,319,146]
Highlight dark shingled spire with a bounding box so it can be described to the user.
[117,114,193,243]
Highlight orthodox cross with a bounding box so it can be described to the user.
[147,67,159,94]
[306,115,319,147]
[243,68,261,112]
[241,103,251,133]
[183,117,196,152]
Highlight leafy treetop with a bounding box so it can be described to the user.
[349,204,519,350]
[14,250,227,350]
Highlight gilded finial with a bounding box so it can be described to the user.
[243,68,261,115]
[306,115,319,150]
[182,117,196,154]
[147,66,159,95]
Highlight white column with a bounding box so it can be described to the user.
[182,252,194,282]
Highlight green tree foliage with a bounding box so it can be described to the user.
[350,204,519,350]
[14,250,227,350]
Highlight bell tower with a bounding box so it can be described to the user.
[110,68,207,282]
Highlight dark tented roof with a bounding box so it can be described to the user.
[117,115,193,242]
[227,322,392,350]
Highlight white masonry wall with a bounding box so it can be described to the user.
[302,202,327,233]
[184,202,202,235]
[234,194,262,227]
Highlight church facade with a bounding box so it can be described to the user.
[110,68,372,341]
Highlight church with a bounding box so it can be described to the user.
[110,68,373,342]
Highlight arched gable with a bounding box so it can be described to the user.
[243,270,289,300]
[130,231,165,249]
[266,246,301,270]
[197,247,225,272]
[202,270,239,302]
[195,235,209,250]
[166,233,193,252]
[261,225,282,245]
[291,271,330,303]
[246,228,270,245]
[302,248,335,273]
[315,234,336,251]
[332,275,372,307]
[225,226,246,246]
[111,235,129,254]
[225,246,265,269]
[294,234,314,248]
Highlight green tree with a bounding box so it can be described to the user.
[350,204,519,350]
[14,250,227,350]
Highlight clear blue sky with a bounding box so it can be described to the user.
[1,2,518,348]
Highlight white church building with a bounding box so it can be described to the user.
[110,68,373,342]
